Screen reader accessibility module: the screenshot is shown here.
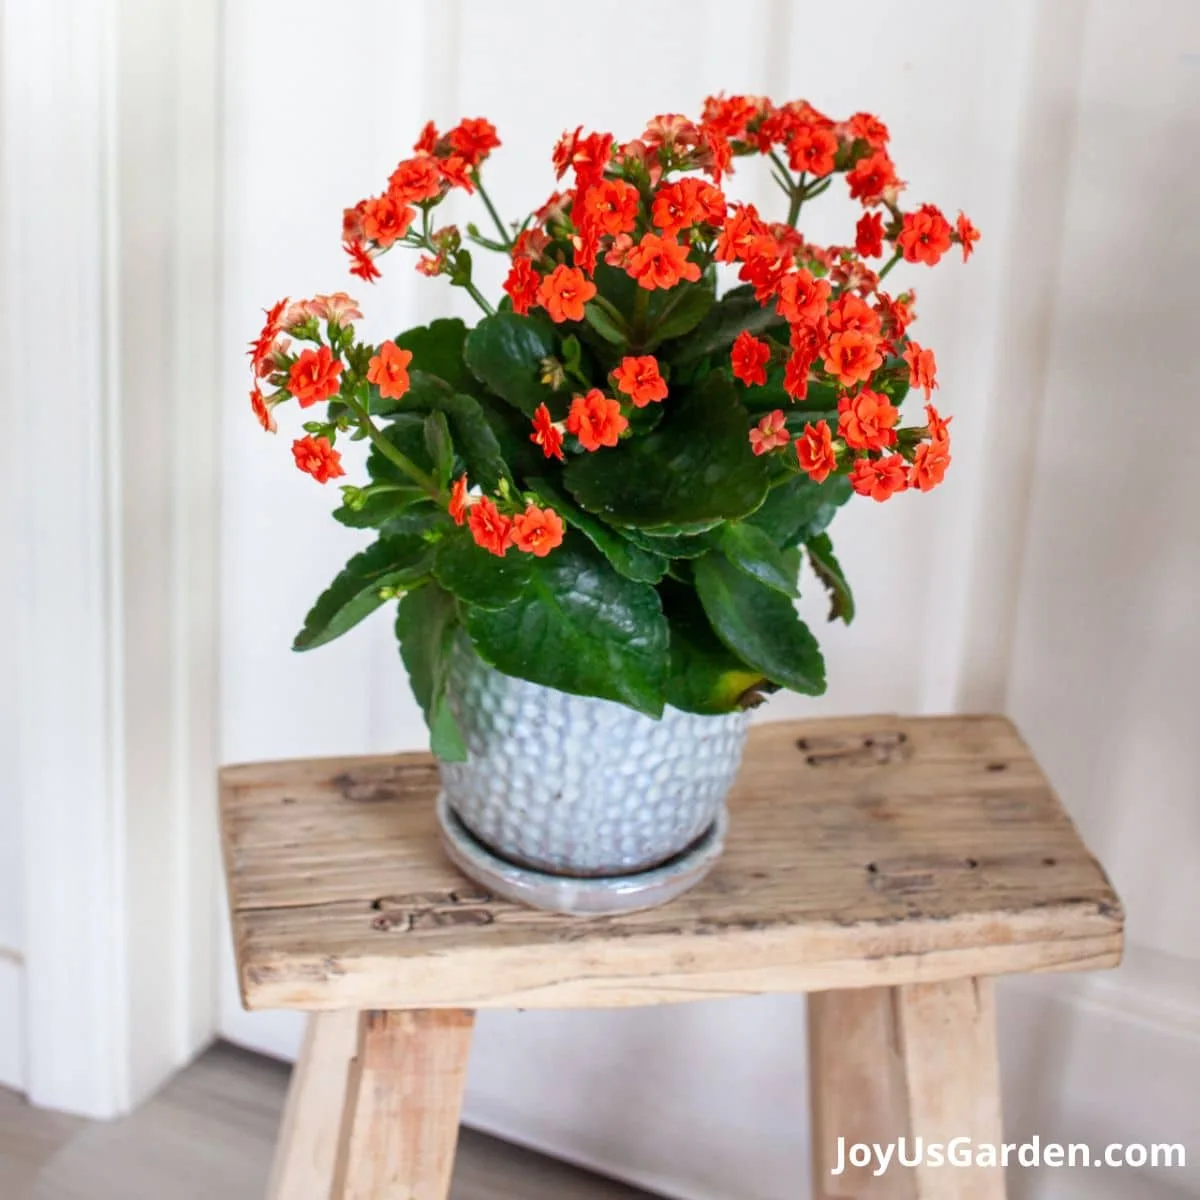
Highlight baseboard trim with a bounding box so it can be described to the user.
[0,951,24,1092]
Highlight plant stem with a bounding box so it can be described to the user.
[343,389,440,498]
[472,173,513,250]
[632,286,650,343]
[590,294,632,338]
[459,277,496,316]
[877,250,903,283]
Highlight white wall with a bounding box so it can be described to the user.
[216,2,1200,1198]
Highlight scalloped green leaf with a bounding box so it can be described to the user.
[806,532,855,624]
[433,529,533,610]
[717,522,800,596]
[396,583,466,762]
[463,311,561,416]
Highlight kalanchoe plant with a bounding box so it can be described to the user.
[248,97,978,760]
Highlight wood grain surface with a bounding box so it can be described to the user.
[220,715,1123,1011]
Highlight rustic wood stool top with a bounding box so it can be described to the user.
[220,714,1123,1014]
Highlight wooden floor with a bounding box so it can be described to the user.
[0,1042,661,1200]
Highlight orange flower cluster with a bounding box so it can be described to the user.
[453,480,566,559]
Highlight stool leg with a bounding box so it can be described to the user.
[809,979,1006,1199]
[330,1008,476,1200]
[268,1011,359,1200]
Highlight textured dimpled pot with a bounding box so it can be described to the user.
[435,636,750,914]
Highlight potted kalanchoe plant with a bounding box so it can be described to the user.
[248,95,977,913]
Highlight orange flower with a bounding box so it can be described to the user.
[292,435,345,483]
[413,121,440,155]
[714,203,766,263]
[537,264,597,323]
[584,179,639,236]
[448,117,500,166]
[566,389,628,451]
[509,504,565,557]
[553,128,612,188]
[787,123,838,176]
[848,112,889,148]
[847,151,898,204]
[449,475,470,525]
[823,330,883,388]
[250,386,276,433]
[796,420,837,483]
[503,256,541,315]
[837,389,899,452]
[345,239,381,282]
[903,342,938,399]
[468,496,512,557]
[387,156,442,204]
[613,356,668,407]
[925,402,952,447]
[438,155,474,193]
[855,212,884,258]
[737,235,789,301]
[362,196,415,248]
[749,409,790,456]
[604,233,634,268]
[730,331,772,387]
[530,403,565,461]
[850,454,908,501]
[624,233,701,290]
[898,204,953,266]
[828,293,882,337]
[573,219,600,273]
[775,270,830,326]
[366,341,413,401]
[287,346,343,407]
[342,202,367,243]
[651,178,726,237]
[911,439,951,491]
[248,297,288,376]
[955,211,980,262]
[310,292,363,325]
[783,349,811,401]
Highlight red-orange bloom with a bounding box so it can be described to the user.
[749,409,790,456]
[612,356,668,407]
[366,341,413,401]
[387,157,442,204]
[584,179,640,236]
[287,346,343,407]
[787,123,838,176]
[625,233,701,290]
[342,202,367,243]
[776,270,831,325]
[837,389,899,452]
[903,342,938,399]
[730,330,772,387]
[847,151,898,204]
[448,117,500,167]
[566,389,628,451]
[509,504,565,557]
[537,264,597,323]
[250,386,276,433]
[345,240,381,282]
[796,420,837,483]
[898,204,953,266]
[449,475,470,526]
[848,112,889,148]
[738,235,789,301]
[651,178,726,237]
[823,330,883,388]
[955,211,981,262]
[784,349,811,401]
[362,196,415,248]
[413,121,440,155]
[503,256,541,315]
[248,297,288,376]
[468,496,512,557]
[530,403,565,461]
[292,435,345,483]
[437,155,474,193]
[850,455,908,501]
[714,203,766,263]
[925,402,952,447]
[911,439,951,492]
[855,212,885,258]
[554,128,613,189]
[828,293,883,337]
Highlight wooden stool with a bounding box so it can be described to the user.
[219,715,1123,1200]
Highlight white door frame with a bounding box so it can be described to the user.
[3,0,223,1116]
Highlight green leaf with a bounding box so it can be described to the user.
[393,318,476,394]
[463,311,561,416]
[660,581,766,715]
[423,411,454,486]
[460,537,669,717]
[438,393,510,491]
[583,301,630,346]
[665,285,785,366]
[563,374,769,531]
[746,473,852,547]
[621,527,715,559]
[333,487,428,529]
[806,532,855,624]
[644,286,715,349]
[693,553,826,695]
[433,529,532,610]
[526,477,668,584]
[294,536,432,652]
[396,584,466,761]
[366,414,435,486]
[717,522,800,597]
